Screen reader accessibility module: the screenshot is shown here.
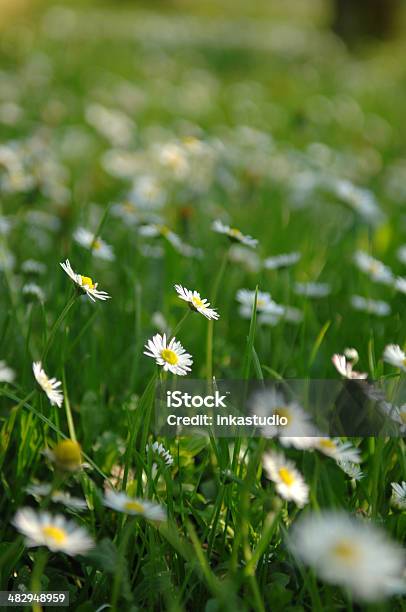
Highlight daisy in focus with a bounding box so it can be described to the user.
[144,333,193,375]
[44,439,85,472]
[212,219,258,248]
[60,259,111,302]
[73,227,115,261]
[33,362,63,407]
[332,350,367,380]
[174,284,219,320]
[262,451,309,507]
[104,490,166,521]
[383,344,406,372]
[13,508,93,555]
[290,511,405,601]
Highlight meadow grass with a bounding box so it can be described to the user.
[0,1,406,610]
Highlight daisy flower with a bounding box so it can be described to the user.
[236,289,284,319]
[383,344,406,371]
[22,282,45,302]
[353,251,393,285]
[13,508,93,555]
[139,224,203,259]
[146,441,174,466]
[32,362,63,407]
[144,333,193,376]
[290,511,405,601]
[0,360,15,383]
[263,252,301,270]
[60,259,111,302]
[332,354,367,380]
[26,483,88,511]
[262,452,309,507]
[313,437,361,463]
[250,389,315,448]
[379,402,406,433]
[21,259,46,275]
[391,482,406,510]
[212,219,258,248]
[228,245,261,273]
[73,227,115,261]
[394,276,406,294]
[351,295,390,317]
[174,284,219,320]
[294,282,331,298]
[44,439,85,472]
[337,460,364,481]
[104,490,166,521]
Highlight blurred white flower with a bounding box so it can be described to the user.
[250,389,315,448]
[0,360,15,383]
[236,289,284,319]
[174,284,219,320]
[13,508,93,555]
[294,282,331,298]
[33,362,63,407]
[313,437,361,463]
[144,333,193,376]
[262,451,309,507]
[212,219,258,248]
[263,252,301,270]
[290,511,405,601]
[21,259,46,275]
[351,295,390,316]
[228,244,261,273]
[73,227,115,261]
[383,344,406,371]
[104,490,166,521]
[26,483,88,511]
[22,283,45,302]
[353,251,393,285]
[379,402,406,433]
[85,103,134,147]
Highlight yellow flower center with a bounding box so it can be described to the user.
[192,296,204,308]
[332,540,358,563]
[159,225,170,237]
[369,262,379,275]
[92,239,101,251]
[53,439,82,470]
[319,439,337,451]
[42,525,67,545]
[400,410,406,424]
[229,228,242,240]
[124,501,145,513]
[80,275,95,290]
[161,348,179,365]
[273,407,291,424]
[278,467,295,486]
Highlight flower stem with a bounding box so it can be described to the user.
[31,548,48,612]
